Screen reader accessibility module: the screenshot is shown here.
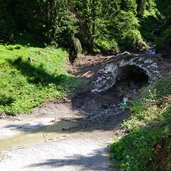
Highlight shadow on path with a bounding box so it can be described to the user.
[27,148,117,171]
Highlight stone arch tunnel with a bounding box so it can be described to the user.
[91,55,161,93]
[117,65,149,84]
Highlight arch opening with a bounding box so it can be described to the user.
[117,65,149,85]
[110,65,149,99]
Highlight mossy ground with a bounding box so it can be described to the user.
[0,44,82,115]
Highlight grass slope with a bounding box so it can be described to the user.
[110,77,171,171]
[0,44,81,115]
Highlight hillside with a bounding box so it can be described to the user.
[0,45,81,115]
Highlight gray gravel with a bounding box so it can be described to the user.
[0,131,114,171]
[0,102,119,171]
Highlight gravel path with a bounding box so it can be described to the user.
[0,131,114,171]
[0,102,119,171]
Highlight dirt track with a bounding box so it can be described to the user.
[0,100,121,171]
[0,130,114,171]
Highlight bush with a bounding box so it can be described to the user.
[96,38,119,53]
[163,26,171,45]
[120,29,148,51]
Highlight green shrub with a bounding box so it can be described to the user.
[96,38,119,52]
[120,29,148,51]
[163,26,171,44]
[151,77,171,99]
[0,0,15,42]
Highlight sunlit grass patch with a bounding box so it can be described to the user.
[0,44,81,115]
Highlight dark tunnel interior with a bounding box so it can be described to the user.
[117,65,149,85]
[111,65,149,99]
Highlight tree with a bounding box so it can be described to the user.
[1,0,170,56]
[0,0,15,42]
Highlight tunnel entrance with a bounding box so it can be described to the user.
[73,65,149,114]
[113,65,149,99]
[71,65,151,130]
[118,65,149,85]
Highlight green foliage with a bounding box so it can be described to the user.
[162,26,171,45]
[110,128,159,171]
[154,0,171,48]
[140,16,159,42]
[151,77,171,99]
[0,0,171,53]
[96,38,119,52]
[120,29,148,51]
[0,0,152,54]
[0,0,15,42]
[110,76,171,170]
[0,44,81,115]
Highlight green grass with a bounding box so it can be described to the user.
[110,77,171,171]
[0,44,82,115]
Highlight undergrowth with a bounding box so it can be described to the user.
[0,44,82,115]
[110,77,171,171]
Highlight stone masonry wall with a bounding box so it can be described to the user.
[91,55,161,93]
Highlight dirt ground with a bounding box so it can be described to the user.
[0,99,123,171]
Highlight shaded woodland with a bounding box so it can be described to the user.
[0,0,171,55]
